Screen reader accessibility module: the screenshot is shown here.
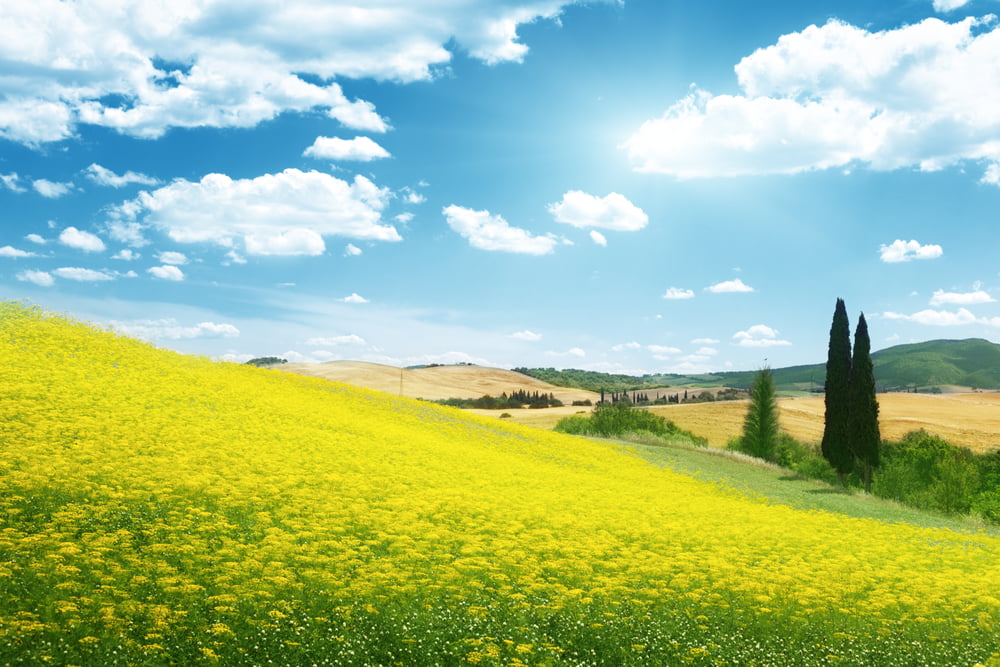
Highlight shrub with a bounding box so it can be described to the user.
[555,402,707,446]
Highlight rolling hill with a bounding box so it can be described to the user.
[518,338,1000,392]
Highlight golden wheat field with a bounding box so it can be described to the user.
[2,302,1000,666]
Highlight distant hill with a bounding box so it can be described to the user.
[517,339,1000,393]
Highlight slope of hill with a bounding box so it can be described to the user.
[3,302,999,666]
[280,359,599,404]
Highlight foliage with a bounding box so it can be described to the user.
[555,402,707,446]
[245,356,287,367]
[738,367,780,461]
[849,314,881,491]
[874,430,986,516]
[431,390,562,410]
[2,302,1000,666]
[822,298,855,476]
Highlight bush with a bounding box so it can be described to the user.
[555,402,707,447]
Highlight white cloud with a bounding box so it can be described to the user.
[663,286,695,300]
[113,249,140,261]
[1,173,25,192]
[443,205,559,255]
[33,179,73,198]
[933,0,971,11]
[695,347,719,356]
[879,239,944,263]
[24,233,46,244]
[511,330,542,341]
[53,267,115,282]
[625,16,1000,183]
[0,1,594,145]
[344,243,363,257]
[611,341,642,352]
[341,293,369,304]
[84,163,159,188]
[548,191,648,231]
[547,347,587,358]
[59,227,106,253]
[147,265,185,281]
[157,251,188,265]
[589,230,608,246]
[733,324,792,347]
[395,212,415,224]
[882,307,1000,326]
[930,288,995,306]
[109,169,399,256]
[0,245,36,258]
[692,337,720,345]
[303,136,391,161]
[109,318,240,340]
[16,270,53,286]
[706,278,754,293]
[402,188,427,204]
[306,334,366,346]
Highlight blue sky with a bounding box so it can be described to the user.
[3,0,1000,374]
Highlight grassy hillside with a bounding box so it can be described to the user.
[518,338,1000,392]
[2,301,999,666]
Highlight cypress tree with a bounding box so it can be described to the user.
[741,366,780,461]
[822,298,854,480]
[849,313,880,492]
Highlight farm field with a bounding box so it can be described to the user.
[2,302,1000,666]
[474,393,1000,453]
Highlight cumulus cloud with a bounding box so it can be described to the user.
[25,233,46,244]
[84,163,159,188]
[0,245,36,258]
[0,1,595,145]
[303,136,391,161]
[692,337,720,344]
[344,243,363,257]
[589,230,607,246]
[611,342,642,352]
[882,307,1000,326]
[733,324,792,347]
[547,191,648,231]
[663,287,695,300]
[706,278,754,293]
[109,318,240,340]
[33,179,74,198]
[879,239,944,263]
[113,249,140,261]
[306,334,366,346]
[625,16,1000,182]
[930,288,995,305]
[148,265,185,281]
[341,293,369,304]
[53,267,115,281]
[511,330,543,341]
[59,227,106,252]
[648,344,682,358]
[16,270,54,286]
[443,205,559,255]
[157,251,188,265]
[108,169,399,256]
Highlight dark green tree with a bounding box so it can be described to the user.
[741,366,780,461]
[849,313,880,492]
[822,298,854,481]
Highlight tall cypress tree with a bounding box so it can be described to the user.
[822,298,854,480]
[849,313,880,492]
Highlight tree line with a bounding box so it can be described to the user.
[431,390,564,410]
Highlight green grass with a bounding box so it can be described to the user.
[612,438,998,534]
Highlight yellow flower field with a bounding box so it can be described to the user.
[1,301,998,666]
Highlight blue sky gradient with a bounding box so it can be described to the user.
[3,0,1000,373]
